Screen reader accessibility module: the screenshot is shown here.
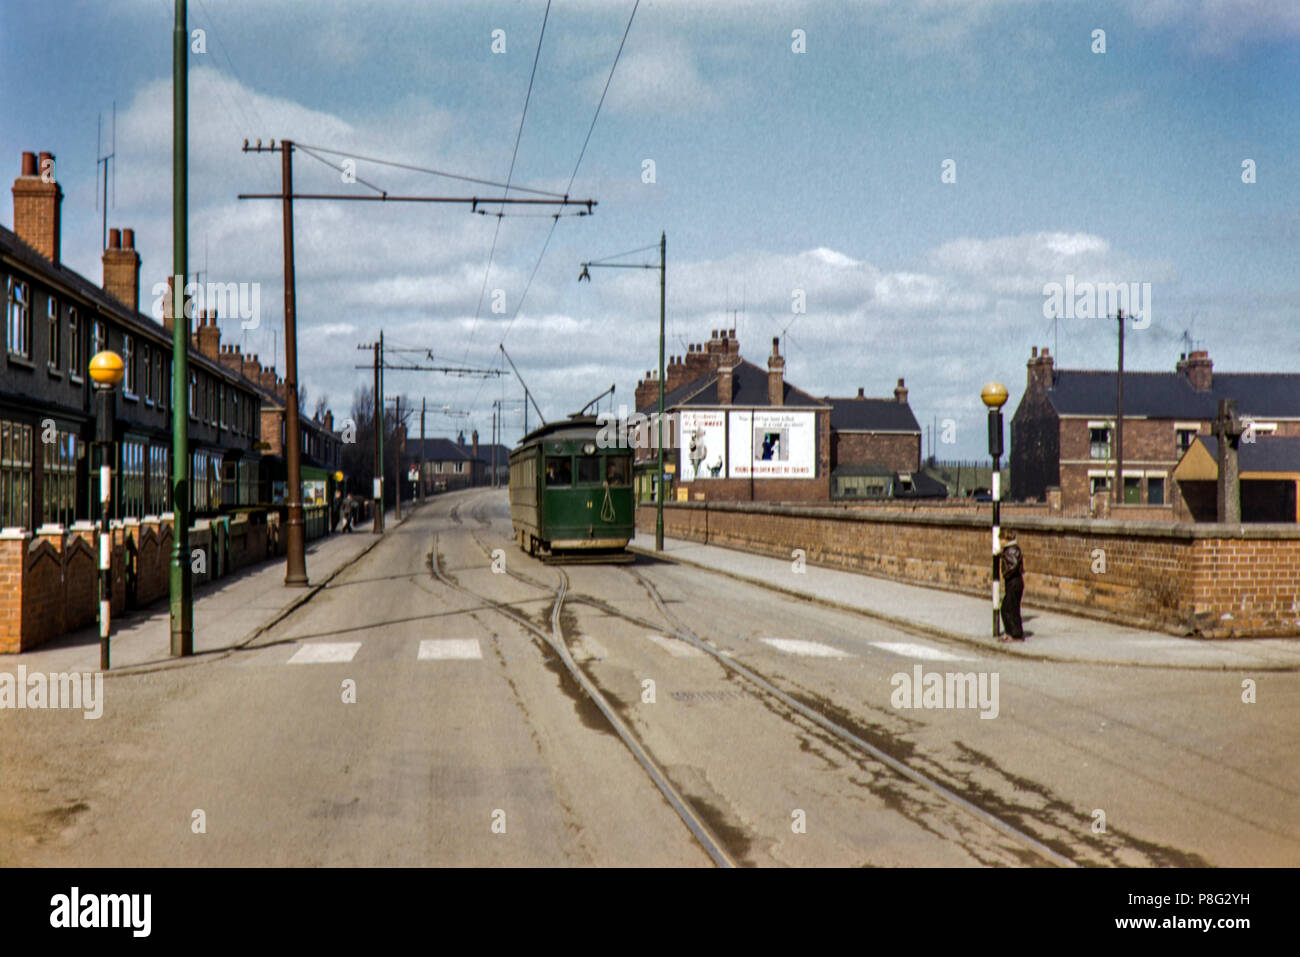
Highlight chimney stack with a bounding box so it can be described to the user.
[197,309,221,360]
[767,336,785,406]
[102,227,142,312]
[12,150,63,263]
[894,377,909,404]
[1027,345,1055,392]
[1177,349,1213,392]
[857,387,865,398]
[716,362,734,406]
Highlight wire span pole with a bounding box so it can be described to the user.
[280,140,308,585]
[420,397,426,503]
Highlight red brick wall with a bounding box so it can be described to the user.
[1,510,286,654]
[638,502,1300,638]
[832,432,920,472]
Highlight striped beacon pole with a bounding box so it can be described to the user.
[89,350,125,670]
[981,382,1009,639]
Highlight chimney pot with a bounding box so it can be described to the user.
[108,227,121,249]
[123,228,134,249]
[20,151,36,176]
[857,387,864,398]
[1031,345,1038,358]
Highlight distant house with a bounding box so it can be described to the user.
[407,430,509,492]
[1010,345,1300,516]
[630,329,925,503]
[825,381,926,499]
[633,330,831,502]
[1172,435,1300,522]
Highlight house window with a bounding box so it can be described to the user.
[69,308,82,380]
[123,335,136,395]
[1089,475,1110,496]
[42,429,78,526]
[1176,428,1198,455]
[1123,476,1141,504]
[232,393,240,435]
[6,277,31,358]
[143,344,153,402]
[1147,476,1165,505]
[189,372,197,418]
[149,444,170,513]
[157,351,166,409]
[93,319,107,355]
[119,439,146,519]
[1089,427,1111,460]
[1,419,34,528]
[219,384,226,428]
[47,297,60,370]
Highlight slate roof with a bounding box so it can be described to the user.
[827,396,920,433]
[410,437,511,464]
[638,359,827,414]
[1043,369,1300,420]
[1196,435,1300,474]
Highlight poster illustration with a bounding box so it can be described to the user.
[679,410,727,481]
[727,410,815,477]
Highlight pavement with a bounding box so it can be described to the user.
[3,512,401,678]
[629,532,1300,672]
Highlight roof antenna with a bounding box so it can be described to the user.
[95,100,116,251]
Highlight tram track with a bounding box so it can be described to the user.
[429,531,739,868]
[455,518,1078,867]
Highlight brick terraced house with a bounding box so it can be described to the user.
[1010,344,1300,518]
[631,329,923,503]
[3,150,265,529]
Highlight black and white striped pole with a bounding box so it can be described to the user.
[981,382,1008,639]
[89,350,125,670]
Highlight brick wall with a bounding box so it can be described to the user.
[0,510,285,653]
[832,432,920,472]
[638,501,1300,638]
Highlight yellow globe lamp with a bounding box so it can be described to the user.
[88,350,126,390]
[334,471,344,483]
[980,381,1009,410]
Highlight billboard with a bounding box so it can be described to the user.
[728,410,816,478]
[679,410,728,481]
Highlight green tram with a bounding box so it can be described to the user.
[508,415,635,562]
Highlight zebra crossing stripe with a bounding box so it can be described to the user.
[418,639,483,660]
[287,642,362,664]
[869,641,975,662]
[759,638,853,658]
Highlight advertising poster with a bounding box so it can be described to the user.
[679,410,728,481]
[727,410,816,478]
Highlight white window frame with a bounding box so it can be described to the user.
[7,276,31,358]
[123,334,137,397]
[47,296,60,372]
[68,308,83,381]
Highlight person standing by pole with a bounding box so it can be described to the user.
[999,529,1025,641]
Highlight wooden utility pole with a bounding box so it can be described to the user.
[1114,308,1125,506]
[240,138,307,584]
[419,397,426,503]
[373,336,384,533]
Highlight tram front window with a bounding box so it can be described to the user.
[577,456,601,485]
[604,456,630,485]
[545,456,572,486]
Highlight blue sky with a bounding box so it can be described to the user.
[3,0,1298,455]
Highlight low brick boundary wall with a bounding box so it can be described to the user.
[1,511,283,654]
[637,502,1300,638]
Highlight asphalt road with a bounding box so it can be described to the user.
[1,487,1295,866]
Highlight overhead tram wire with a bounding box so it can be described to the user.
[290,143,566,199]
[494,0,643,351]
[456,0,554,415]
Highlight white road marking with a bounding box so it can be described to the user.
[287,642,362,664]
[760,638,854,658]
[572,635,608,662]
[644,633,704,658]
[418,639,483,660]
[869,641,975,662]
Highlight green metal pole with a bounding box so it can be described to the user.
[656,232,665,551]
[169,0,192,657]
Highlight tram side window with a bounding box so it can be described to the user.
[576,455,601,485]
[544,456,572,486]
[604,456,630,485]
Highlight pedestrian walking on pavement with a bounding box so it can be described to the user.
[342,493,355,533]
[999,529,1025,641]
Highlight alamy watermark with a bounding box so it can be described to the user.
[1042,275,1150,329]
[890,664,999,719]
[150,276,262,330]
[596,405,672,450]
[0,667,103,719]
